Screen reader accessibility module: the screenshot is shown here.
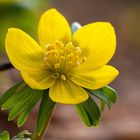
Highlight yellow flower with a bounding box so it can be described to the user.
[5,8,119,104]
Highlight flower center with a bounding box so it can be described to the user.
[43,41,86,80]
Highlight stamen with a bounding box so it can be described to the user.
[76,61,80,66]
[66,54,73,60]
[51,50,59,56]
[82,57,87,62]
[55,63,60,69]
[67,42,73,45]
[55,40,64,48]
[66,42,73,48]
[65,42,74,52]
[59,56,65,63]
[68,61,73,67]
[45,51,51,56]
[45,44,51,50]
[61,75,67,81]
[43,41,86,75]
[44,57,48,62]
[75,47,81,55]
[52,73,60,78]
[54,55,59,61]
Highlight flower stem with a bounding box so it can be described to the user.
[0,63,13,71]
[31,113,53,140]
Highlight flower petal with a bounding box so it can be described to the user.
[73,22,116,71]
[49,80,88,104]
[38,8,71,47]
[21,70,56,90]
[6,28,44,73]
[70,65,119,90]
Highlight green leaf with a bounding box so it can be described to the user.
[0,82,24,106]
[8,92,33,121]
[100,100,105,112]
[102,86,118,103]
[17,89,44,127]
[75,96,100,127]
[0,82,44,127]
[0,131,10,140]
[87,86,118,111]
[37,90,56,135]
[87,89,111,109]
[1,83,27,110]
[12,130,31,140]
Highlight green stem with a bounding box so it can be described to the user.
[31,112,53,140]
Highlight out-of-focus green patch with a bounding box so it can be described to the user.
[0,0,51,50]
[0,3,36,50]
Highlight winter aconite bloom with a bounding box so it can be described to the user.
[6,8,119,104]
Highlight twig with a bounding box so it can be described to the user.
[0,63,14,71]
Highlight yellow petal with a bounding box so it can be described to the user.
[73,22,116,71]
[49,80,88,104]
[70,65,119,90]
[6,28,44,73]
[38,8,71,47]
[21,70,56,90]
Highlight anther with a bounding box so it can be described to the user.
[67,54,73,60]
[61,75,67,81]
[59,56,65,63]
[51,50,59,56]
[82,57,87,62]
[55,63,60,69]
[75,47,81,55]
[45,51,52,56]
[55,41,64,48]
[52,73,60,78]
[76,61,80,66]
[45,44,51,50]
[66,42,74,50]
[44,57,48,62]
[67,42,73,46]
[68,61,73,67]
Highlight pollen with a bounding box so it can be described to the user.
[43,41,86,80]
[61,75,67,81]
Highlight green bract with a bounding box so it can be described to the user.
[0,81,118,132]
[0,131,9,140]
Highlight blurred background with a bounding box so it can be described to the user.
[0,0,140,140]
